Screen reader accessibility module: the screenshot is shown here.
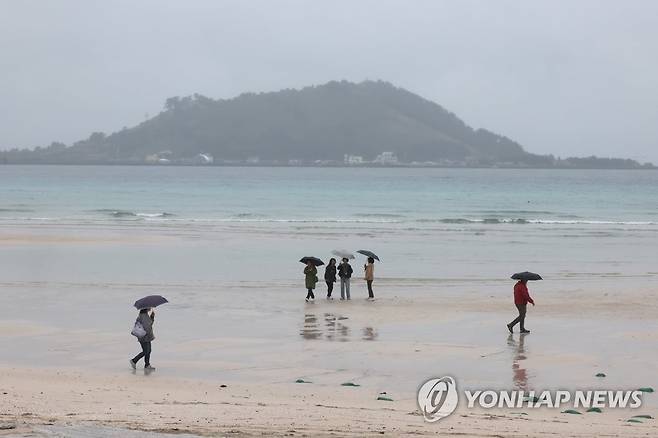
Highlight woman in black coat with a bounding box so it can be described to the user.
[324,258,337,300]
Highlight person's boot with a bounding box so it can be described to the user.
[520,329,530,334]
[506,323,513,334]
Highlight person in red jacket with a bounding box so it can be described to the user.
[507,280,535,334]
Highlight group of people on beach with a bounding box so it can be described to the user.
[304,258,537,333]
[303,257,376,302]
[128,263,535,372]
[127,257,377,371]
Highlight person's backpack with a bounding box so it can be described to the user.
[131,320,146,338]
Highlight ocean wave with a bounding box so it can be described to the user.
[93,209,175,218]
[353,213,407,219]
[1,214,655,227]
[477,210,556,215]
[0,207,35,212]
[204,218,402,224]
[232,213,267,219]
[415,218,528,224]
[526,219,657,225]
[144,216,657,226]
[0,216,60,221]
[136,212,176,218]
[418,218,657,225]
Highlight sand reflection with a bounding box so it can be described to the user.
[507,333,529,390]
[300,313,377,342]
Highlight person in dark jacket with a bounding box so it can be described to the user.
[130,308,156,371]
[337,257,353,300]
[507,280,535,334]
[324,258,337,300]
[304,261,318,302]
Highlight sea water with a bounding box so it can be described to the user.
[2,166,657,226]
[1,165,657,283]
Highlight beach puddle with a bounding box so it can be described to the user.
[28,424,202,438]
[300,313,377,342]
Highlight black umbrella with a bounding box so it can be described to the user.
[357,250,380,261]
[511,272,543,281]
[134,295,169,309]
[300,256,324,266]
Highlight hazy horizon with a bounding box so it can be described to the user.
[2,0,657,162]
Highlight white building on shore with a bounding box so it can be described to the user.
[374,151,398,164]
[344,154,364,165]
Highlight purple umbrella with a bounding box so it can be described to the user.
[134,295,168,309]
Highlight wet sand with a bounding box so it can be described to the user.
[1,282,658,437]
[1,225,658,436]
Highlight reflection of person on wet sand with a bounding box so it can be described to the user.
[300,313,350,341]
[507,333,529,390]
[325,313,350,341]
[300,314,321,340]
[362,327,378,341]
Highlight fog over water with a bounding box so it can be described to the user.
[1,0,658,162]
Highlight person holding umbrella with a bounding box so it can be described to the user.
[507,272,539,334]
[324,258,337,300]
[337,257,353,300]
[302,258,320,302]
[130,295,167,371]
[357,250,380,301]
[130,308,156,371]
[364,257,375,300]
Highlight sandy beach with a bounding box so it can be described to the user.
[1,252,657,436]
[2,0,658,429]
[1,356,656,437]
[2,168,658,436]
[3,0,658,426]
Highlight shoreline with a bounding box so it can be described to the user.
[1,163,657,170]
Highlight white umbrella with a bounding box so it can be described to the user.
[332,249,355,260]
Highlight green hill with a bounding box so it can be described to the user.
[2,80,653,168]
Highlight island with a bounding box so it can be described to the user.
[1,80,654,169]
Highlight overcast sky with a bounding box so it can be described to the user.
[1,0,657,162]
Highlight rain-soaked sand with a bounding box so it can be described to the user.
[1,226,657,436]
